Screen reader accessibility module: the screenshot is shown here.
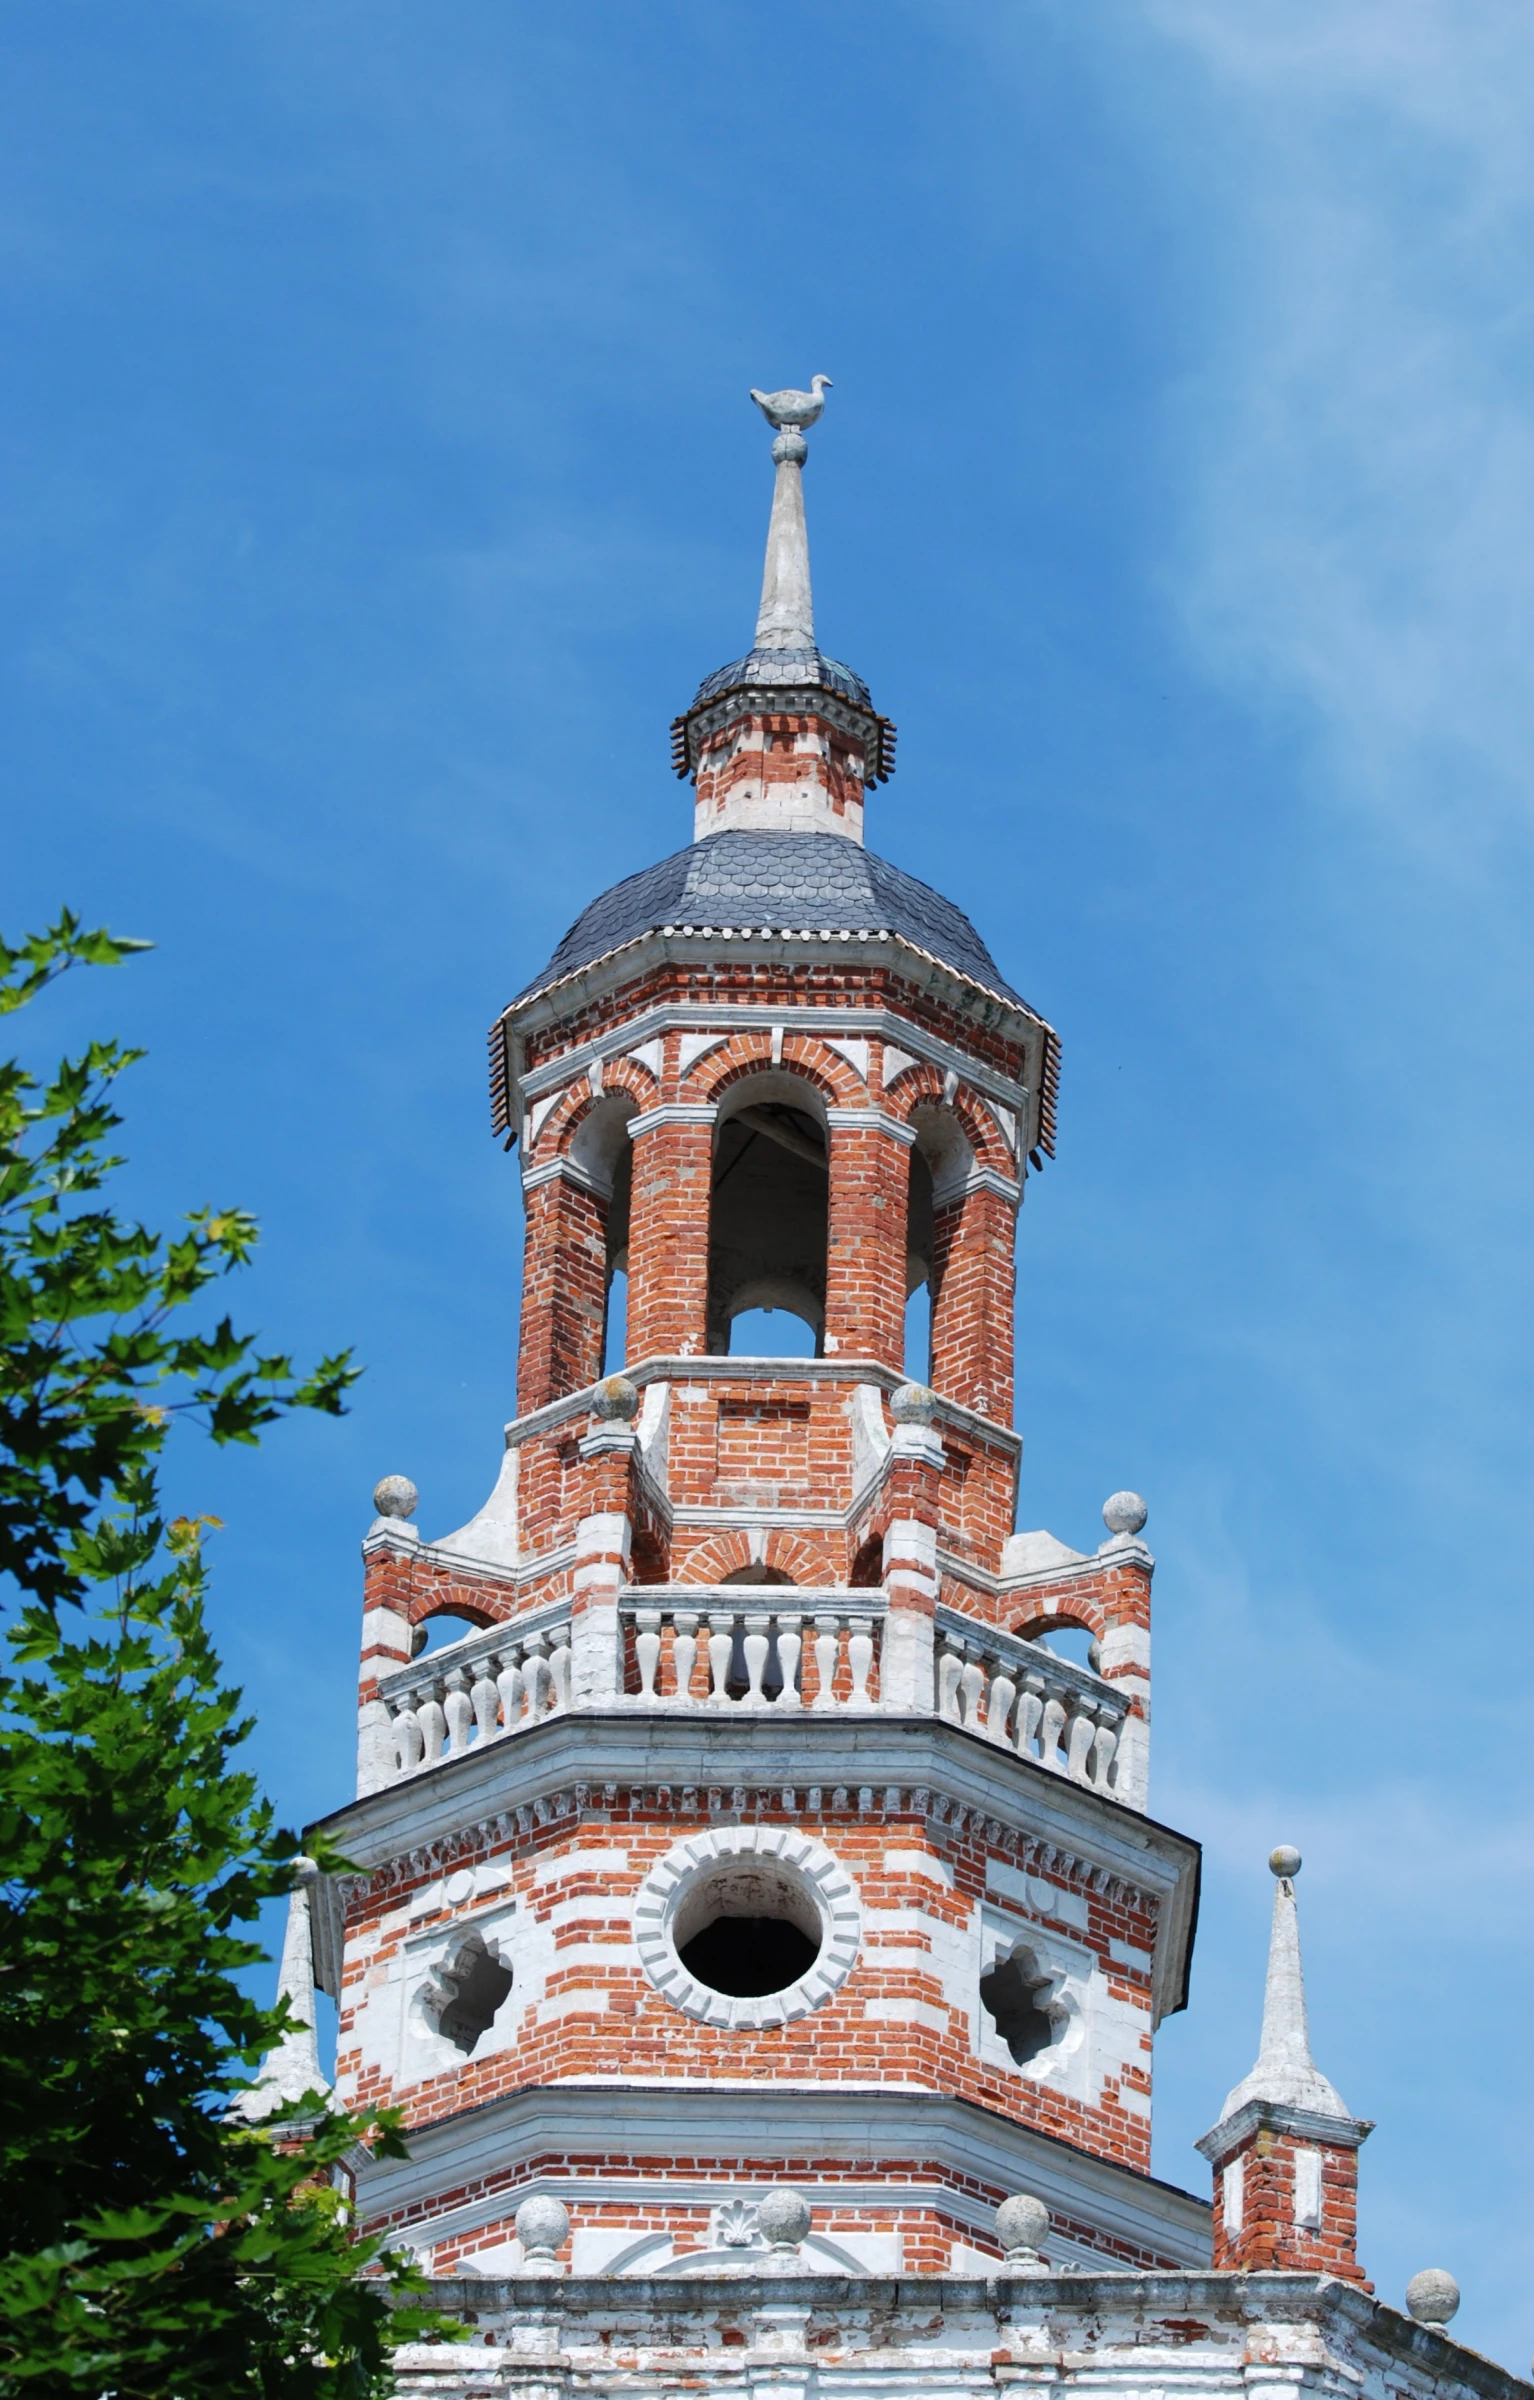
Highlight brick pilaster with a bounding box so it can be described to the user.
[516,1170,609,1412]
[356,1528,419,1796]
[824,1117,910,1370]
[879,1407,944,1709]
[930,1182,1016,1419]
[625,1112,714,1360]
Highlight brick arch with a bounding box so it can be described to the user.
[692,1033,860,1108]
[541,1064,649,1158]
[1010,1599,1106,1644]
[408,1596,498,1633]
[887,1063,1013,1176]
[674,1527,840,1586]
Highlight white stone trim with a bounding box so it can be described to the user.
[514,1002,1036,1131]
[626,1103,719,1139]
[824,1107,917,1147]
[632,1826,862,2030]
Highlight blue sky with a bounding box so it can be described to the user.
[6,1,1532,2363]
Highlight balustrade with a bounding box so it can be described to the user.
[934,1610,1125,1793]
[622,1593,882,1711]
[379,1609,572,1783]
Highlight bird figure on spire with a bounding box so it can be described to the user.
[749,374,833,433]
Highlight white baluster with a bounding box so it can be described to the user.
[444,1668,473,1755]
[743,1613,772,1704]
[1039,1687,1067,1771]
[1015,1671,1045,1759]
[392,1700,423,1776]
[635,1607,662,1699]
[937,1637,965,1722]
[523,1632,550,1723]
[774,1618,802,1706]
[548,1628,571,1712]
[847,1615,875,1708]
[1091,1714,1119,1790]
[495,1648,524,1734]
[470,1659,501,1742]
[672,1612,699,1703]
[986,1668,1017,1745]
[707,1613,734,1703]
[959,1652,986,1729]
[1066,1700,1097,1782]
[416,1681,446,1766]
[812,1613,841,1710]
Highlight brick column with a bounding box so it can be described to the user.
[517,1166,609,1412]
[1199,2105,1371,2285]
[823,1112,911,1369]
[625,1106,714,1361]
[929,1179,1016,1419]
[878,1386,944,1710]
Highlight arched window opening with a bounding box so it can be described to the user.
[904,1140,935,1381]
[849,1536,883,1590]
[980,1946,1061,2067]
[427,1930,513,2056]
[1016,1618,1102,1675]
[410,1608,492,1659]
[728,1304,816,1358]
[603,1263,629,1374]
[707,1074,829,1356]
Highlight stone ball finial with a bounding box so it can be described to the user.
[1405,2269,1460,2326]
[591,1374,640,1423]
[996,2192,1050,2267]
[290,1855,320,1888]
[890,1382,938,1426]
[514,2193,569,2268]
[1102,1491,1148,1537]
[1269,1845,1303,1880]
[756,2186,812,2251]
[771,428,808,467]
[372,1474,418,1521]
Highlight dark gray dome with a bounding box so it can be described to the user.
[512,830,1035,1015]
[689,647,872,711]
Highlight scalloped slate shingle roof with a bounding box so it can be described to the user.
[510,830,1035,1015]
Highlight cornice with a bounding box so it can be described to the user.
[309,1711,1200,2024]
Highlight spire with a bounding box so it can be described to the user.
[747,375,831,650]
[1218,1845,1350,2123]
[234,1862,331,2123]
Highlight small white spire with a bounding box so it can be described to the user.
[746,376,832,651]
[235,1862,331,2122]
[1219,1846,1351,2123]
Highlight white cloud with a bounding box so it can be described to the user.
[1132,1,1534,854]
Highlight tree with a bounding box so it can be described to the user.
[0,914,448,2396]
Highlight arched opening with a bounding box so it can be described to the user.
[720,1563,795,1587]
[410,1607,493,1659]
[849,1536,883,1590]
[570,1095,634,1374]
[1014,1617,1102,1674]
[707,1073,829,1356]
[908,1103,976,1396]
[980,1945,1061,2067]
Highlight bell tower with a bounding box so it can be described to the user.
[315,384,1209,2281]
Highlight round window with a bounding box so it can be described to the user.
[633,1827,861,2028]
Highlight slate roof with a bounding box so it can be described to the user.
[689,647,873,711]
[509,830,1036,1016]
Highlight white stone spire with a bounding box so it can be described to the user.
[234,1861,331,2122]
[747,376,831,650]
[1219,1846,1350,2124]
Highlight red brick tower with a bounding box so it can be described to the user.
[310,382,1208,2279]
